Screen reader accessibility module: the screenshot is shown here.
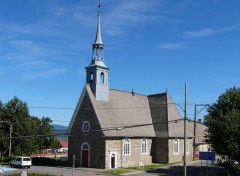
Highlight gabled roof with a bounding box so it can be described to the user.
[59,140,68,148]
[68,84,208,140]
[168,120,194,138]
[188,122,208,144]
[86,85,155,137]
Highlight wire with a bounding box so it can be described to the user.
[0,118,184,140]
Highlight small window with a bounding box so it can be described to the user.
[123,138,130,155]
[100,72,104,84]
[82,143,89,150]
[186,139,189,154]
[90,73,94,83]
[173,138,179,154]
[141,138,147,154]
[82,121,90,132]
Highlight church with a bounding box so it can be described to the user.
[68,3,208,169]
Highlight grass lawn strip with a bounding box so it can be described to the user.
[103,163,169,175]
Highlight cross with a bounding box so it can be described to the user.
[97,0,102,12]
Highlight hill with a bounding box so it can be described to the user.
[52,124,68,139]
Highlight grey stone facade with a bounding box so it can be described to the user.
[168,138,193,163]
[105,138,152,169]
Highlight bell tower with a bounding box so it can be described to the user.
[86,0,109,101]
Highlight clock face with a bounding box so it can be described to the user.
[82,121,90,132]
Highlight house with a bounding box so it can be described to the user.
[58,140,68,153]
[68,3,208,169]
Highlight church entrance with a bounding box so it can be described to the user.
[110,152,117,168]
[81,143,90,167]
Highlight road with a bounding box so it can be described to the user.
[133,160,226,176]
[2,160,226,176]
[3,166,106,176]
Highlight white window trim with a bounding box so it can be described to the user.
[82,121,90,132]
[123,138,131,155]
[186,139,189,154]
[141,138,147,155]
[173,138,179,154]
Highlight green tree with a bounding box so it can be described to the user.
[205,87,240,164]
[0,97,58,156]
[37,117,58,150]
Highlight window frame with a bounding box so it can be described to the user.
[123,138,131,155]
[141,138,147,155]
[173,138,179,154]
[186,139,189,154]
[82,121,90,132]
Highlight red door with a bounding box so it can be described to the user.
[81,150,89,167]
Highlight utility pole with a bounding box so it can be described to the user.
[183,83,187,176]
[193,104,209,160]
[72,154,75,176]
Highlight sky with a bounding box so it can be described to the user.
[0,0,240,126]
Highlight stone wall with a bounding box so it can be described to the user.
[68,91,105,168]
[105,138,153,169]
[168,138,193,163]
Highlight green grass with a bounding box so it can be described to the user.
[104,169,132,175]
[127,163,168,170]
[103,163,169,175]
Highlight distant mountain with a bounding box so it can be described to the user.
[52,124,68,139]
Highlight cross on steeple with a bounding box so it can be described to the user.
[97,0,102,13]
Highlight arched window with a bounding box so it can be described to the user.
[123,138,130,155]
[173,138,179,154]
[90,73,94,83]
[81,143,89,150]
[100,72,104,84]
[186,139,189,154]
[141,138,147,154]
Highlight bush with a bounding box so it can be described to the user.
[31,157,67,166]
[223,160,240,176]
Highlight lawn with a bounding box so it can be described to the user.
[103,163,169,175]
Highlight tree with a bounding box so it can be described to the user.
[0,97,58,156]
[205,87,240,164]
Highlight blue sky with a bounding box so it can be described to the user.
[0,0,240,126]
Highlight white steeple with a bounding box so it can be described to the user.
[85,0,109,101]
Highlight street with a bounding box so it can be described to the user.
[2,160,226,176]
[132,160,226,176]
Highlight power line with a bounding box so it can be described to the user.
[0,118,184,140]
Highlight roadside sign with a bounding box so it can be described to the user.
[199,151,216,161]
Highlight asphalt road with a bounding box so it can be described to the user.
[133,161,227,176]
[2,160,226,176]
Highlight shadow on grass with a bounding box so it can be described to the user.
[146,165,227,176]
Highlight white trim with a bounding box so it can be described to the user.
[68,85,87,131]
[173,138,179,154]
[123,138,131,155]
[80,142,90,167]
[141,138,147,155]
[109,151,117,169]
[186,139,189,154]
[82,121,90,132]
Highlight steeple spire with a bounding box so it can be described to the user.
[92,0,104,61]
[86,0,109,101]
[94,0,103,45]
